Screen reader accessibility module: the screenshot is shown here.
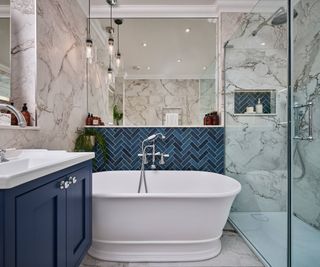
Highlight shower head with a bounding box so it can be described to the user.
[271,7,298,25]
[251,7,298,36]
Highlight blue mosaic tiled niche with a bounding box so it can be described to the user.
[92,127,224,174]
[234,91,272,114]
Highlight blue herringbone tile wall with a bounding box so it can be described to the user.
[92,127,224,174]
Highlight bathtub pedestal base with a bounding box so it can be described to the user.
[88,237,221,262]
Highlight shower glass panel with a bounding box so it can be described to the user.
[291,0,320,266]
[224,1,288,266]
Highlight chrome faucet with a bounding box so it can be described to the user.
[0,149,8,163]
[0,103,27,127]
[0,104,26,163]
[137,133,169,193]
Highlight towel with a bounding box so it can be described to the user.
[165,113,179,126]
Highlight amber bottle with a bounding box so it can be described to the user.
[211,112,220,125]
[21,103,31,126]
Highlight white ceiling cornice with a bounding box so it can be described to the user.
[77,0,265,18]
[91,5,219,18]
[77,0,285,18]
[0,5,10,18]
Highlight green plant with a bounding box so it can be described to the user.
[74,128,108,163]
[113,105,123,126]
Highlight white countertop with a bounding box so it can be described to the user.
[0,149,95,189]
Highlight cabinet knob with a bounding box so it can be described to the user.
[59,181,65,190]
[59,180,72,190]
[68,176,77,184]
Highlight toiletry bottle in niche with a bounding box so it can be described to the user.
[92,116,99,126]
[212,112,220,125]
[86,113,91,125]
[203,114,208,125]
[21,103,31,126]
[256,98,263,114]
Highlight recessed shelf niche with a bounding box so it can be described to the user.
[233,89,276,116]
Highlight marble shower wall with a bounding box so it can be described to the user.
[223,11,288,212]
[0,0,88,150]
[124,79,201,126]
[292,0,320,229]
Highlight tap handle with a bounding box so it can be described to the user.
[159,153,165,165]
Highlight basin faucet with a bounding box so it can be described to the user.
[0,103,27,127]
[0,149,8,163]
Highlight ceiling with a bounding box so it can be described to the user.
[0,0,10,5]
[93,18,216,79]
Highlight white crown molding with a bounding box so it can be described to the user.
[91,5,219,18]
[78,0,286,19]
[0,5,10,18]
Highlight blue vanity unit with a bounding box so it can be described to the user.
[0,150,94,267]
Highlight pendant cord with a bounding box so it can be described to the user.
[117,24,120,53]
[110,4,113,31]
[87,0,91,38]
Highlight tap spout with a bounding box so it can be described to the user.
[0,103,27,127]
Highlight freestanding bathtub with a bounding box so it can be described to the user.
[88,171,241,262]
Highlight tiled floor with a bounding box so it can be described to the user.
[230,212,320,267]
[80,226,263,267]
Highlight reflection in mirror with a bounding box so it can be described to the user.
[0,11,10,102]
[88,18,218,126]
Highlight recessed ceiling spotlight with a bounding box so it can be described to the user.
[142,42,147,47]
[261,42,266,46]
[147,66,151,70]
[185,28,191,33]
[177,59,182,63]
[203,66,207,70]
[207,18,217,23]
[132,65,141,71]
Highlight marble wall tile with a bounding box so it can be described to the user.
[10,0,36,122]
[223,12,288,212]
[1,0,88,151]
[292,0,320,229]
[124,79,201,126]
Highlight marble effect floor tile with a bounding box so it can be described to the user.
[80,230,264,267]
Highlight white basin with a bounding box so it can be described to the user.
[0,149,95,189]
[0,158,30,175]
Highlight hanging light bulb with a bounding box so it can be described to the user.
[108,66,113,82]
[108,30,114,55]
[114,19,123,69]
[86,39,93,60]
[107,0,115,56]
[116,52,121,68]
[86,0,93,63]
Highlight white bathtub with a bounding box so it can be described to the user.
[88,171,241,262]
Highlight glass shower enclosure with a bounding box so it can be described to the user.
[224,0,320,266]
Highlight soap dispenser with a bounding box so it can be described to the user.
[256,98,263,114]
[21,103,31,126]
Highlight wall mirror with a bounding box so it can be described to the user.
[88,18,218,126]
[0,0,10,102]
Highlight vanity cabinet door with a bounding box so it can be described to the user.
[66,168,92,267]
[16,178,67,267]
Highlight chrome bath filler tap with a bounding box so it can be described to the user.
[137,133,169,193]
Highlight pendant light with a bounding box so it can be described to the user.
[115,19,123,69]
[107,63,113,83]
[86,0,93,63]
[107,0,117,56]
